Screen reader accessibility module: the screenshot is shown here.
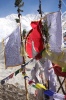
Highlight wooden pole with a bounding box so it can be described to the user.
[37,0,42,17]
[65,78,66,93]
[19,14,29,100]
[58,0,62,11]
[58,0,66,94]
[37,1,49,100]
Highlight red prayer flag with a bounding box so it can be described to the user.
[9,73,14,79]
[25,20,44,59]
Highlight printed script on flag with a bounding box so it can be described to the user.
[47,11,62,52]
[4,26,23,68]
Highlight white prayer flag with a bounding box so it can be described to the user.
[47,11,62,52]
[4,26,23,67]
[53,93,65,100]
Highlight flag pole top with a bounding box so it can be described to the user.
[58,0,62,11]
[37,0,42,17]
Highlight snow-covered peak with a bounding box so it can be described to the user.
[0,13,42,42]
[5,14,18,21]
[0,12,66,42]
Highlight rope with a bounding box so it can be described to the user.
[62,0,66,7]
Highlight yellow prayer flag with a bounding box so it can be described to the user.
[35,83,47,90]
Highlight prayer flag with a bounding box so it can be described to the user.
[35,83,47,90]
[47,11,62,52]
[15,69,20,76]
[53,93,65,100]
[52,64,66,77]
[9,73,14,79]
[42,12,66,67]
[44,90,54,96]
[25,20,44,59]
[4,26,23,68]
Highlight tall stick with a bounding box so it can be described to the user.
[37,0,42,17]
[19,14,29,100]
[14,1,29,99]
[65,78,66,93]
[58,0,62,11]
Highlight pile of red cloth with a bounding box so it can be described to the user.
[52,63,66,77]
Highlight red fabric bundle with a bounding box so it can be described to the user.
[52,63,66,77]
[25,20,44,59]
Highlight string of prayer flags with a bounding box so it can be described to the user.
[0,52,65,99]
[21,60,32,68]
[31,82,65,99]
[0,68,22,85]
[0,65,66,99]
[0,57,33,85]
[0,58,34,85]
[1,72,14,85]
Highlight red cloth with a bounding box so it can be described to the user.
[25,20,44,59]
[53,64,66,77]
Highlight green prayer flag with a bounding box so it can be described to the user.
[15,70,19,76]
[32,85,37,89]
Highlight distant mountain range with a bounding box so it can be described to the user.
[0,12,66,42]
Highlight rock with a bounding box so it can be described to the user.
[0,84,36,100]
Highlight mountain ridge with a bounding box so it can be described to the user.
[0,12,66,42]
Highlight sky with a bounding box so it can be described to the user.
[0,0,66,17]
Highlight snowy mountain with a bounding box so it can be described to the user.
[0,12,66,42]
[0,13,42,42]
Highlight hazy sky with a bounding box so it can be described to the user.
[0,0,66,17]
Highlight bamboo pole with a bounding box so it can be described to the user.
[19,15,29,100]
[37,0,42,17]
[58,0,62,11]
[65,78,66,93]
